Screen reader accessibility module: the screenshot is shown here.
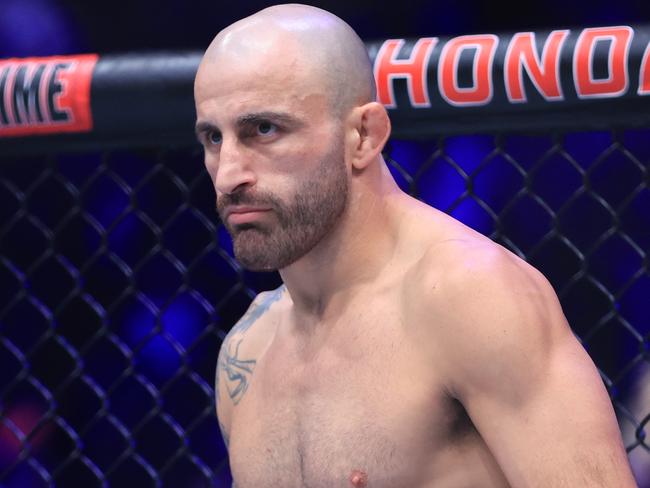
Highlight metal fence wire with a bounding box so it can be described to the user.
[0,129,649,487]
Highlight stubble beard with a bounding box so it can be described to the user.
[217,144,349,271]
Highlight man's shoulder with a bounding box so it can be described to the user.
[232,286,287,334]
[410,231,551,312]
[410,232,546,300]
[397,199,542,295]
[223,285,287,354]
[404,232,570,381]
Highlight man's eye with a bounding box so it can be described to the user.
[208,131,222,144]
[256,121,277,136]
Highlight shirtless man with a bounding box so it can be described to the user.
[193,4,637,487]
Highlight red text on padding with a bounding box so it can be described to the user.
[0,54,97,137]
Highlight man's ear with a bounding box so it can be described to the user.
[346,102,391,171]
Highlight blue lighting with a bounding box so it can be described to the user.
[0,0,79,57]
[445,135,494,175]
[136,335,181,386]
[162,292,209,350]
[218,225,234,258]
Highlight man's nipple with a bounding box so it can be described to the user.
[349,469,368,487]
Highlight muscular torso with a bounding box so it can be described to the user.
[215,198,636,488]
[223,246,511,487]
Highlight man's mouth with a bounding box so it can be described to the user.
[223,206,272,225]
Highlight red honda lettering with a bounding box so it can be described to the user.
[374,37,437,108]
[639,42,650,95]
[574,26,633,99]
[505,30,569,103]
[439,35,498,107]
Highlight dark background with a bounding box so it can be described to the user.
[2,0,650,58]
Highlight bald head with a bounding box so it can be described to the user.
[200,4,376,117]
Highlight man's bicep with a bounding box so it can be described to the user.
[459,313,635,486]
[435,249,634,485]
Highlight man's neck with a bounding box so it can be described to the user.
[279,183,402,324]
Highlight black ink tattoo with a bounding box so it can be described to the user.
[221,338,256,405]
[231,286,284,335]
[216,286,285,406]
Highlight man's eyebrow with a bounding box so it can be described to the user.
[194,112,303,141]
[236,111,302,128]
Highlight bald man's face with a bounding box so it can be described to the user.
[194,44,349,271]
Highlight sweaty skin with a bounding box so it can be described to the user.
[195,4,638,488]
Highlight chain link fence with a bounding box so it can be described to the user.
[1,127,649,486]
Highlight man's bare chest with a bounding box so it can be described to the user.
[228,314,455,488]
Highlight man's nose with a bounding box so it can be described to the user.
[211,139,257,195]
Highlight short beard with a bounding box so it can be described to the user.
[217,144,349,271]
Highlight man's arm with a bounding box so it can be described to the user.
[215,285,285,434]
[422,244,636,487]
[214,286,285,487]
